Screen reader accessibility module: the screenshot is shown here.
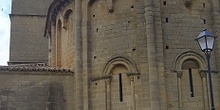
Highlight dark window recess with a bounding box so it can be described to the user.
[163,1,166,5]
[132,48,136,52]
[188,68,194,97]
[131,5,134,8]
[93,15,95,17]
[203,19,206,24]
[96,28,99,33]
[203,3,206,7]
[119,73,123,102]
[166,46,169,49]
[166,18,168,23]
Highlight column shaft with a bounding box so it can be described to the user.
[144,0,160,109]
[75,0,83,109]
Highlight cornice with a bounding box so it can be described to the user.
[10,14,46,17]
[0,66,74,74]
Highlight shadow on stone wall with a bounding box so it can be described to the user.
[0,81,67,110]
[46,82,66,110]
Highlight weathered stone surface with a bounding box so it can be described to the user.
[6,0,220,110]
[0,70,74,110]
[9,0,53,65]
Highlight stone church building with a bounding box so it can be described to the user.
[1,0,220,110]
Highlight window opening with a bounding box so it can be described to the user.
[163,1,166,5]
[203,3,206,7]
[96,28,99,33]
[119,73,123,102]
[166,18,168,23]
[203,19,206,24]
[188,68,194,97]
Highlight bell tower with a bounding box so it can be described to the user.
[9,0,53,65]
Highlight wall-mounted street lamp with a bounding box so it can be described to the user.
[195,29,217,110]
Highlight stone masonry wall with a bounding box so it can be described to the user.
[161,0,220,109]
[11,0,53,15]
[0,70,74,110]
[10,15,48,63]
[49,3,76,69]
[45,0,220,109]
[88,0,147,109]
[89,0,145,77]
[162,0,213,70]
[9,0,53,65]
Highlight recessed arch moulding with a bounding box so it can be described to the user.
[173,51,207,72]
[102,57,139,76]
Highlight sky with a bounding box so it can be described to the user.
[0,0,11,65]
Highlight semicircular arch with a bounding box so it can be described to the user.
[173,51,206,71]
[102,56,138,76]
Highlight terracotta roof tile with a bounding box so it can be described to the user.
[0,66,74,73]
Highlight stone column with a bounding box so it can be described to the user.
[51,25,56,66]
[105,78,111,110]
[211,2,220,108]
[211,0,220,70]
[75,0,83,110]
[55,23,58,67]
[177,71,183,108]
[129,76,136,110]
[200,71,208,109]
[144,0,160,109]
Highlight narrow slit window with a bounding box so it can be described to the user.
[203,3,206,7]
[119,73,123,102]
[188,68,194,97]
[203,19,206,24]
[163,1,166,5]
[166,18,168,23]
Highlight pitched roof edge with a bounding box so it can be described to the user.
[0,66,74,74]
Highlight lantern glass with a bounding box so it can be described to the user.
[197,36,206,51]
[206,36,215,50]
[195,29,217,52]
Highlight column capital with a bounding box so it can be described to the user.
[199,70,207,78]
[126,72,140,81]
[177,71,183,78]
[105,78,112,85]
[129,76,135,81]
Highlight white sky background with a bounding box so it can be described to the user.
[0,0,11,65]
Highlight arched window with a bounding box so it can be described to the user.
[64,9,73,30]
[174,51,208,109]
[61,9,74,68]
[56,19,62,67]
[182,59,199,69]
[102,57,139,110]
[181,59,199,97]
[111,64,128,102]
